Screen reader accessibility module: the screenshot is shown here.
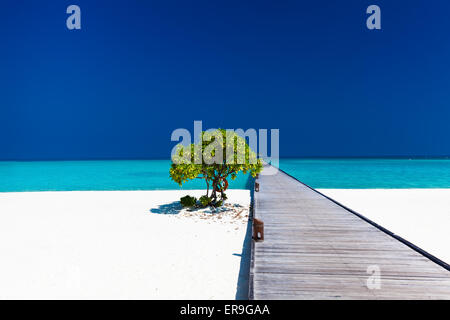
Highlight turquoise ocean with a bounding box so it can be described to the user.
[1,158,450,192]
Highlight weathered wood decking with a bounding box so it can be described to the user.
[250,164,450,299]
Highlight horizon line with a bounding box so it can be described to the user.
[1,155,450,162]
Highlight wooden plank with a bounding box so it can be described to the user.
[250,163,450,300]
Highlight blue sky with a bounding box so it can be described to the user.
[1,0,450,160]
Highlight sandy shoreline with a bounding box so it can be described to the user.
[0,190,251,299]
[319,189,450,265]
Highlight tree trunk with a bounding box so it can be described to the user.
[211,179,218,202]
[220,179,224,200]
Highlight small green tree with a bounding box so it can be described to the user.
[170,129,262,206]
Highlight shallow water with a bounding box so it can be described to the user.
[279,158,450,188]
[1,158,450,192]
[0,160,253,192]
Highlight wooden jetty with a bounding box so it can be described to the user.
[250,163,450,299]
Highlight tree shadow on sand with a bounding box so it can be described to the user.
[151,201,245,216]
[150,201,183,215]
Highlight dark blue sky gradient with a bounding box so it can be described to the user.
[1,0,450,160]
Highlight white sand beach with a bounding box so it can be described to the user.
[0,190,251,299]
[1,187,448,299]
[318,189,450,265]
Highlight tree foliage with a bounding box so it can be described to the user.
[170,129,262,206]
